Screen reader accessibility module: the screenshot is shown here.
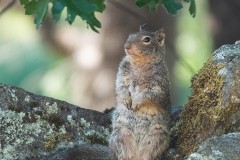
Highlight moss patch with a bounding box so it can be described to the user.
[176,58,239,156]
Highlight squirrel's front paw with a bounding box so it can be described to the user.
[131,102,141,110]
[118,94,132,109]
[123,97,132,110]
[131,97,146,111]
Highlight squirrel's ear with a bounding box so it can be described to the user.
[155,28,165,46]
[139,24,147,31]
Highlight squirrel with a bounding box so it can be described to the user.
[109,25,171,160]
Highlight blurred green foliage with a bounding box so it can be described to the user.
[175,0,212,105]
[0,9,72,101]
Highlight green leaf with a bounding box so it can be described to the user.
[136,0,151,7]
[86,13,101,32]
[51,0,65,22]
[88,0,106,12]
[24,1,37,15]
[148,0,160,11]
[21,0,49,28]
[135,0,160,11]
[183,0,196,17]
[34,0,49,28]
[162,0,182,15]
[20,0,29,5]
[64,0,101,32]
[189,0,196,17]
[20,0,105,32]
[74,0,97,14]
[66,5,77,25]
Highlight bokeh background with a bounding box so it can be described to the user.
[0,0,239,111]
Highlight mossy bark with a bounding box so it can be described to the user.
[176,42,240,156]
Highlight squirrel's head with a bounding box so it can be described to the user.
[124,27,165,61]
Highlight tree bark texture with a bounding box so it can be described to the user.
[176,42,240,156]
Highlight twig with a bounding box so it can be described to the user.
[108,0,150,23]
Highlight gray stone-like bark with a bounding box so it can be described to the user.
[188,133,240,160]
[0,83,111,160]
[45,144,111,160]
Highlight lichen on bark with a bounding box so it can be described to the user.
[176,42,240,156]
[0,83,111,160]
[188,132,240,160]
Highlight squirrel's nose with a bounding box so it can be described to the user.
[124,42,131,50]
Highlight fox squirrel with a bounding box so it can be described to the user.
[109,26,171,160]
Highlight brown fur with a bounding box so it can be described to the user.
[110,28,171,160]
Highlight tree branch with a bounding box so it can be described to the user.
[0,0,16,16]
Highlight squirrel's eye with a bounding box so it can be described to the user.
[143,36,151,43]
